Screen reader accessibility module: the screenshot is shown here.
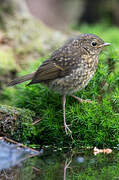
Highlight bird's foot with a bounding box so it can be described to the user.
[71,95,92,104]
[64,123,73,139]
[78,98,92,104]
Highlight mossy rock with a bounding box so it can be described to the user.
[0,105,36,142]
[4,9,67,65]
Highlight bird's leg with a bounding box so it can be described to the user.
[71,95,92,103]
[62,95,73,139]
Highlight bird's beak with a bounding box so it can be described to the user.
[103,43,111,47]
[98,43,111,48]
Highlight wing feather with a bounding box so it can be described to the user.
[28,39,82,85]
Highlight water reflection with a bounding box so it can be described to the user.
[0,140,118,180]
[76,156,85,163]
[18,150,119,180]
[64,156,72,180]
[0,137,40,170]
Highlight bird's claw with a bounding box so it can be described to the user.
[71,95,93,104]
[64,123,73,139]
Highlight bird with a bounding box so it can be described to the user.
[8,33,111,138]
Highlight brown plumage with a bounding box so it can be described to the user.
[8,34,111,138]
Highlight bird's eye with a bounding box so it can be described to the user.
[91,41,97,46]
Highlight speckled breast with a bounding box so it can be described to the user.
[50,55,99,95]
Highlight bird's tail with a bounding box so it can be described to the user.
[8,72,35,86]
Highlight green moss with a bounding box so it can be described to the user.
[2,23,119,148]
[0,104,36,142]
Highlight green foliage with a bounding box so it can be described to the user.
[2,24,119,148]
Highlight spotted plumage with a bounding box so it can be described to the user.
[8,34,111,138]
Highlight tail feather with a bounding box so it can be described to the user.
[8,72,35,86]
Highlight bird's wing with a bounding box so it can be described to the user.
[30,60,64,83]
[28,60,67,85]
[28,42,82,85]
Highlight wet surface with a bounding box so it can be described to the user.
[0,141,119,180]
[0,137,40,171]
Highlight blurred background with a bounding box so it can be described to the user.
[26,0,117,29]
[9,0,119,30]
[0,0,118,31]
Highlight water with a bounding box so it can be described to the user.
[0,145,119,180]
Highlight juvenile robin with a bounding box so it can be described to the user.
[8,34,111,137]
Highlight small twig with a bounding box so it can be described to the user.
[32,119,41,125]
[0,137,40,155]
[32,166,40,172]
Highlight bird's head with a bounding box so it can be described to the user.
[72,34,111,55]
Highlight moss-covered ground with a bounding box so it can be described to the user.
[0,104,35,142]
[1,23,119,149]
